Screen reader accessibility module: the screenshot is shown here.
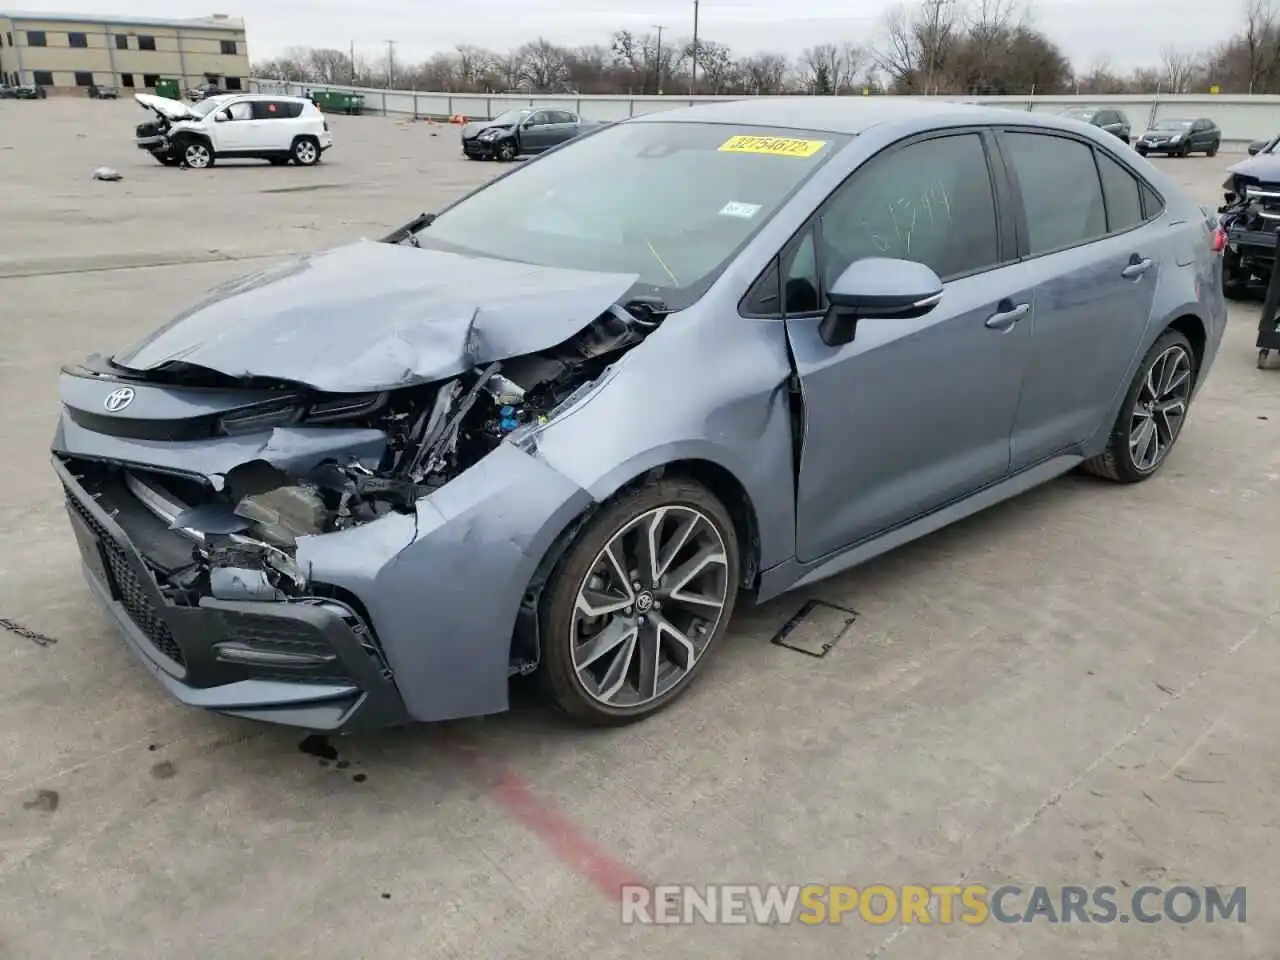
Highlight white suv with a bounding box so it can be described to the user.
[133,93,333,168]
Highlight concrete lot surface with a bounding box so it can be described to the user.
[1,99,1277,959]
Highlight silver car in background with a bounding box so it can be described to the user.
[52,100,1225,731]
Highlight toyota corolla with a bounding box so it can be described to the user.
[53,99,1225,731]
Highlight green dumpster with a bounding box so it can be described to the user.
[313,90,364,115]
[153,77,181,100]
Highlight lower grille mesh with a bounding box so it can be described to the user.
[66,491,186,669]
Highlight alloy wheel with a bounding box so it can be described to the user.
[185,143,211,168]
[294,140,318,164]
[1129,344,1192,472]
[570,506,730,709]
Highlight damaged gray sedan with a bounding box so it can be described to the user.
[54,99,1224,730]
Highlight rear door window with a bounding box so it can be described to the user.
[1002,131,1107,255]
[1095,151,1144,233]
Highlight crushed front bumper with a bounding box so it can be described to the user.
[55,456,409,731]
[462,137,498,158]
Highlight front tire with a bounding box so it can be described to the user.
[177,138,214,168]
[495,139,517,162]
[1081,329,1197,483]
[538,478,740,725]
[1207,140,1219,157]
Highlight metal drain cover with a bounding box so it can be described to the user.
[770,599,858,658]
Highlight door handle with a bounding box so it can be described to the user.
[984,302,1029,330]
[1121,257,1153,279]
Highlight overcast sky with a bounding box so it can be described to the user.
[13,0,1233,71]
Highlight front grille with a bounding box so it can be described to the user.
[136,121,161,138]
[66,490,186,669]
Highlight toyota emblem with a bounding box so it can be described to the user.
[103,387,135,412]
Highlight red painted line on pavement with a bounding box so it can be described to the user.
[440,734,649,901]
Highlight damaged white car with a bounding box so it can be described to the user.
[134,92,332,168]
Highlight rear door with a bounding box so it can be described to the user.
[998,129,1162,468]
[548,110,581,145]
[249,99,300,150]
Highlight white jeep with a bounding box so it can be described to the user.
[134,93,333,168]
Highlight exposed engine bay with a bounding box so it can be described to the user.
[62,298,666,606]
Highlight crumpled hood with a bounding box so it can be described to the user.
[1226,154,1280,183]
[111,240,639,392]
[461,120,512,138]
[135,92,194,121]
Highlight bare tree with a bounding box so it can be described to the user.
[875,0,958,93]
[1159,45,1199,92]
[518,38,568,91]
[740,52,790,94]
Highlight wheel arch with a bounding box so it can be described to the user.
[1083,307,1209,461]
[509,456,763,673]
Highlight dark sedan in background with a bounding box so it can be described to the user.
[1060,105,1131,144]
[461,107,601,161]
[1136,117,1220,157]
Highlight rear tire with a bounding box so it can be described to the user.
[1081,329,1197,483]
[291,136,321,166]
[1207,140,1219,157]
[538,477,740,726]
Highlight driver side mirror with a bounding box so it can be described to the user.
[523,117,537,128]
[1248,142,1263,155]
[818,258,943,347]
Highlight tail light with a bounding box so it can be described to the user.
[1212,226,1227,253]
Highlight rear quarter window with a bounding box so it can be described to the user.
[1096,151,1144,232]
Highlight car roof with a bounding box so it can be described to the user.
[628,97,1112,138]
[208,93,310,104]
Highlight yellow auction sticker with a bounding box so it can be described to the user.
[719,135,827,158]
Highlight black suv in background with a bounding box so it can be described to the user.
[1135,117,1220,157]
[1060,106,1131,144]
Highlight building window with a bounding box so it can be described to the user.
[142,73,159,88]
[115,34,128,50]
[225,76,242,90]
[75,71,93,86]
[68,31,88,48]
[220,39,237,55]
[121,73,134,87]
[33,70,54,85]
[26,31,47,47]
[137,34,156,51]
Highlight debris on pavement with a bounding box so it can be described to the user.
[92,167,122,181]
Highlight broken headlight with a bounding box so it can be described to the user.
[217,397,304,436]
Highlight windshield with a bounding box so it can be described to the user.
[1064,108,1097,119]
[492,109,531,124]
[423,121,849,303]
[191,98,226,117]
[1153,119,1193,130]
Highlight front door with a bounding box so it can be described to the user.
[996,130,1161,468]
[212,99,254,150]
[519,111,556,152]
[784,131,1034,561]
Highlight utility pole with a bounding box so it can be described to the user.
[385,40,396,90]
[350,39,356,85]
[652,24,665,95]
[690,0,700,96]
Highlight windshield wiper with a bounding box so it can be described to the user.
[381,212,435,245]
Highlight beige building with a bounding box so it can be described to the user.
[0,10,248,93]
